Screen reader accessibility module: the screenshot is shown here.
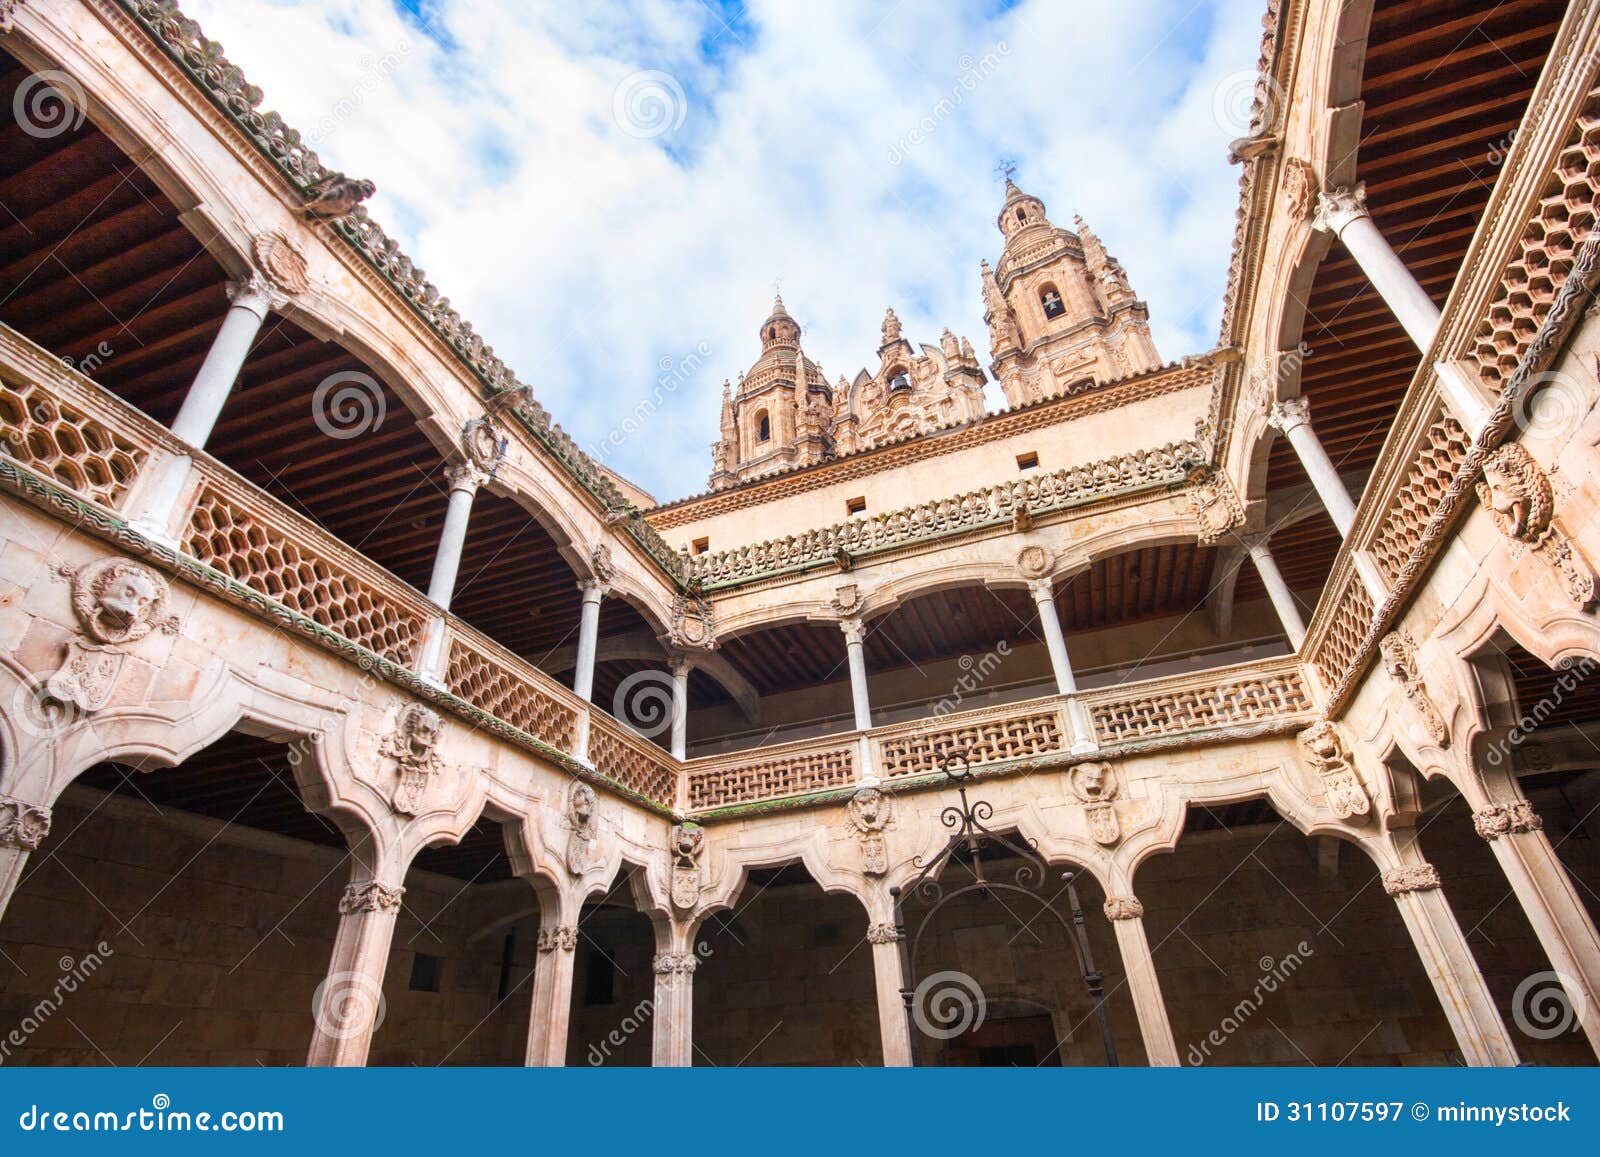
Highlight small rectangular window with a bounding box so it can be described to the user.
[409,952,442,992]
[691,537,709,555]
[845,496,867,515]
[1016,452,1040,472]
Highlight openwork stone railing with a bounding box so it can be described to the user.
[445,631,581,754]
[0,322,589,764]
[0,352,150,509]
[1082,658,1314,744]
[588,715,679,808]
[684,658,1315,812]
[686,738,857,809]
[684,436,1208,587]
[1304,69,1600,709]
[184,478,432,667]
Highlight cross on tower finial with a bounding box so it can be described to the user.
[995,159,1017,183]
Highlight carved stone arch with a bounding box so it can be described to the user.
[674,824,848,922]
[0,656,398,875]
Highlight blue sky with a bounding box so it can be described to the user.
[188,0,1265,501]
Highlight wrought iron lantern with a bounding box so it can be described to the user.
[889,750,1118,1065]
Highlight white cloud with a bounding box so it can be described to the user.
[186,0,1262,500]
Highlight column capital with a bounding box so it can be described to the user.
[1473,802,1542,841]
[653,950,699,975]
[443,458,486,496]
[1265,395,1311,434]
[577,577,607,603]
[1103,895,1144,921]
[537,925,578,952]
[867,922,902,944]
[338,880,405,914]
[1381,863,1442,895]
[1026,576,1055,601]
[0,796,51,850]
[668,652,695,679]
[225,270,289,320]
[1312,183,1369,236]
[840,616,866,646]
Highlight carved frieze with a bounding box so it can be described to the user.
[382,702,444,817]
[0,796,50,851]
[1103,896,1144,921]
[848,785,892,876]
[1069,761,1122,846]
[45,557,179,714]
[653,951,699,975]
[1473,802,1542,840]
[669,822,704,911]
[339,881,405,914]
[1378,630,1447,746]
[1298,720,1370,821]
[1381,864,1441,895]
[537,926,578,952]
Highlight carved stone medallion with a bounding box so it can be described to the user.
[382,703,444,817]
[1069,761,1122,845]
[669,822,704,911]
[564,781,600,876]
[1298,720,1369,821]
[45,558,178,713]
[847,785,892,876]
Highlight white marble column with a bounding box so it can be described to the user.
[1314,184,1441,352]
[572,581,605,701]
[307,878,404,1067]
[1476,802,1600,1058]
[841,618,878,778]
[651,928,697,1067]
[1027,579,1097,753]
[171,274,282,444]
[866,894,912,1066]
[129,274,285,542]
[1363,829,1518,1065]
[524,920,577,1066]
[1244,537,1307,648]
[669,655,692,761]
[1104,896,1180,1066]
[1266,397,1357,537]
[415,461,481,684]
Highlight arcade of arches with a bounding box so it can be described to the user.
[1,0,1599,1068]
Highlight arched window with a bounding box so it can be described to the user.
[1016,207,1027,224]
[756,410,771,442]
[1039,284,1066,320]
